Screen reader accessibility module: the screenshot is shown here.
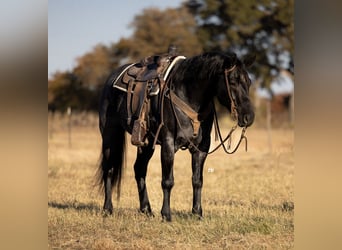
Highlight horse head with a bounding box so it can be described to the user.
[217,53,255,128]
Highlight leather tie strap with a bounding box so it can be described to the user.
[168,90,201,136]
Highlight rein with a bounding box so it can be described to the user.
[208,105,248,154]
[166,65,248,155]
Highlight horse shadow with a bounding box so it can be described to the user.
[48,201,145,218]
[171,210,205,221]
[48,201,101,213]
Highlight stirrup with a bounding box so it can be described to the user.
[131,119,147,146]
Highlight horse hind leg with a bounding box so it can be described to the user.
[99,125,126,215]
[134,143,155,216]
[102,149,114,215]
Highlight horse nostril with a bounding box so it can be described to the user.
[243,114,249,124]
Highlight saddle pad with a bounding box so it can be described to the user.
[111,63,134,91]
[163,56,186,80]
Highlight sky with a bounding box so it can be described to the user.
[48,0,185,78]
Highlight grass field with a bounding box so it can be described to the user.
[48,113,294,249]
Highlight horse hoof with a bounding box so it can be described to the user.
[140,207,154,217]
[162,214,172,222]
[102,207,113,217]
[196,215,204,221]
[102,210,112,217]
[192,208,202,217]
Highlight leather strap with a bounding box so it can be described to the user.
[169,91,201,136]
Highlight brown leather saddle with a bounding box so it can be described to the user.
[112,54,175,146]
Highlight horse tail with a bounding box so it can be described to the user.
[95,126,126,201]
[96,76,126,201]
[112,128,126,201]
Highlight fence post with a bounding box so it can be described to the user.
[67,107,72,148]
[266,100,272,153]
[49,111,55,140]
[289,92,294,126]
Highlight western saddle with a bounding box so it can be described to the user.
[112,46,185,147]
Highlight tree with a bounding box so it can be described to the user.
[185,0,294,84]
[73,44,112,89]
[114,7,203,61]
[48,71,97,111]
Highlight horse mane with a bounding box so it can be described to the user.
[170,52,237,83]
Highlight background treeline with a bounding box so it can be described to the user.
[48,0,294,121]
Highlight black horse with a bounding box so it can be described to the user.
[96,51,255,221]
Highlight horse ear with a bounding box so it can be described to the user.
[225,53,237,69]
[231,53,237,65]
[243,54,256,67]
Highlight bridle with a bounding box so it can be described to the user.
[206,66,248,155]
[165,65,248,155]
[224,66,238,121]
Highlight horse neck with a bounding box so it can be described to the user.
[171,74,217,113]
[169,55,227,111]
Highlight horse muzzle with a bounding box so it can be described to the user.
[238,112,255,127]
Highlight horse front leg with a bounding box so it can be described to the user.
[134,143,154,216]
[160,140,175,222]
[191,150,207,218]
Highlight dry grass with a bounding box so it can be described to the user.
[48,113,294,249]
